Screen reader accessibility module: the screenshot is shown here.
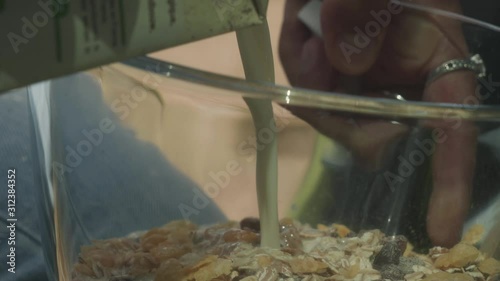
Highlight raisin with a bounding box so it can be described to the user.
[380,264,405,281]
[240,217,260,232]
[373,236,407,269]
[280,219,302,250]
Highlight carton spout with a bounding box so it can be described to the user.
[0,0,263,93]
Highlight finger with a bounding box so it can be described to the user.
[289,106,410,170]
[425,73,478,247]
[321,0,389,75]
[426,116,477,247]
[279,0,312,85]
[365,12,443,87]
[415,0,477,246]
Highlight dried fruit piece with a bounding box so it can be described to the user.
[150,244,192,263]
[85,248,117,268]
[287,257,328,274]
[479,258,500,275]
[184,256,233,281]
[462,224,485,245]
[240,217,260,232]
[435,243,480,268]
[380,264,405,281]
[317,224,329,232]
[333,224,351,238]
[373,236,407,268]
[256,255,273,268]
[141,233,169,252]
[155,259,186,281]
[404,242,414,257]
[142,221,197,252]
[280,222,303,250]
[127,252,157,276]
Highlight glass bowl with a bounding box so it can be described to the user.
[29,2,500,281]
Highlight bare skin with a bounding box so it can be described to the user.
[279,0,478,247]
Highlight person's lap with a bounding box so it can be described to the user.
[0,74,225,281]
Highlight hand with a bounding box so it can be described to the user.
[279,0,478,247]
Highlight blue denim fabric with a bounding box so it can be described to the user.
[0,74,225,281]
[0,89,45,281]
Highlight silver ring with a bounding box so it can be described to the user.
[426,54,486,85]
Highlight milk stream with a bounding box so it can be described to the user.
[236,19,281,249]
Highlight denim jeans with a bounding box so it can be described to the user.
[0,74,225,281]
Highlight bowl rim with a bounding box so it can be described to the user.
[123,56,500,122]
